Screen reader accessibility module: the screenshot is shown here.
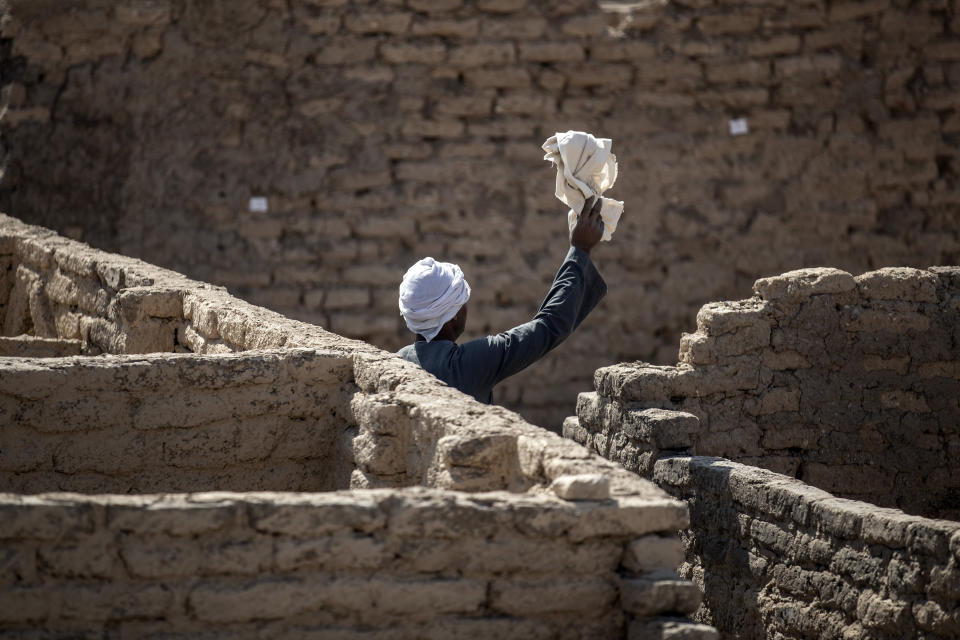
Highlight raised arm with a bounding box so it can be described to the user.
[457,197,608,394]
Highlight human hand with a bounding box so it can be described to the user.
[570,196,605,254]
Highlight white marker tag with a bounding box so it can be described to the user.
[729,118,749,136]
[249,197,268,213]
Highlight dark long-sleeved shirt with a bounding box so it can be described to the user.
[397,246,607,404]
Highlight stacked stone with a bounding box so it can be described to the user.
[570,265,960,521]
[0,214,718,638]
[0,489,716,639]
[0,349,355,493]
[3,0,959,428]
[654,455,960,640]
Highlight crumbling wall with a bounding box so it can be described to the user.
[0,349,355,494]
[4,0,959,429]
[570,266,960,521]
[654,455,960,640]
[565,264,960,639]
[0,213,717,638]
[0,489,710,639]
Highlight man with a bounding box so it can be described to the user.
[397,196,607,405]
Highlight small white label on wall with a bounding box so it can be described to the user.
[249,196,268,213]
[729,118,749,136]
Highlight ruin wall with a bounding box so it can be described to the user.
[4,0,960,429]
[0,350,355,494]
[0,213,717,638]
[654,455,960,640]
[569,266,960,520]
[565,265,960,638]
[0,489,707,639]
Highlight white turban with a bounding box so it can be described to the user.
[398,257,471,342]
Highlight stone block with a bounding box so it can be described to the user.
[344,12,412,35]
[490,577,616,616]
[250,494,386,537]
[697,12,761,35]
[408,0,462,12]
[0,586,49,622]
[410,17,478,37]
[754,268,856,301]
[590,40,656,62]
[0,499,95,540]
[274,535,388,572]
[830,0,891,22]
[855,267,939,302]
[58,583,173,621]
[629,619,719,640]
[518,42,585,63]
[463,67,531,88]
[705,60,770,84]
[622,535,686,573]
[620,571,703,615]
[108,498,237,536]
[551,473,611,501]
[746,35,801,57]
[449,42,515,67]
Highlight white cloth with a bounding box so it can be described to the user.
[542,130,624,242]
[398,257,471,342]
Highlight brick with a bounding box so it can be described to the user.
[620,571,702,615]
[274,535,388,571]
[491,577,617,616]
[925,40,960,60]
[343,12,412,35]
[434,94,495,119]
[410,18,479,38]
[775,55,844,78]
[400,118,464,138]
[495,90,556,115]
[250,494,386,536]
[518,42,585,63]
[706,60,770,84]
[448,42,515,67]
[746,35,801,57]
[698,12,762,35]
[481,17,548,39]
[561,15,608,37]
[0,499,96,540]
[314,39,377,65]
[408,0,462,12]
[59,584,173,621]
[478,0,527,11]
[0,587,50,622]
[108,499,237,536]
[464,67,531,88]
[590,40,657,62]
[560,62,633,87]
[829,0,890,22]
[380,42,446,64]
[622,535,686,572]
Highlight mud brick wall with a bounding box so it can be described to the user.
[4,0,960,430]
[0,349,355,494]
[0,489,716,639]
[654,455,960,640]
[569,265,960,520]
[0,213,718,636]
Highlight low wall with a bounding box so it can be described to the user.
[565,264,960,638]
[0,349,354,494]
[571,266,960,520]
[0,489,708,639]
[655,456,960,640]
[0,214,717,638]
